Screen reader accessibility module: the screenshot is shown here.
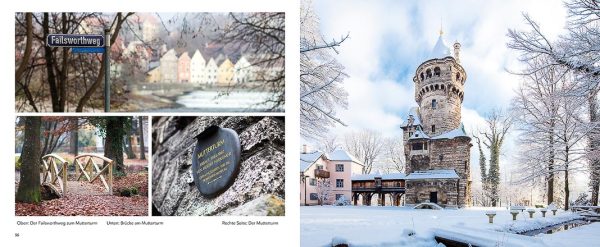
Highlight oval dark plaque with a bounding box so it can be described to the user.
[192,126,241,198]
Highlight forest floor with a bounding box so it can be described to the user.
[15,171,148,216]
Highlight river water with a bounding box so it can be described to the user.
[169,90,282,112]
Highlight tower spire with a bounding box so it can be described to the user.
[439,18,443,36]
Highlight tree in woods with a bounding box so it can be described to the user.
[473,109,512,207]
[300,0,349,140]
[507,0,600,205]
[90,117,131,174]
[69,117,79,156]
[138,116,146,160]
[16,117,42,204]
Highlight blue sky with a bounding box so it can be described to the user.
[309,0,590,196]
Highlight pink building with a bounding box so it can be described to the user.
[178,52,191,83]
[300,146,364,206]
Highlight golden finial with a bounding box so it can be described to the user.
[439,18,444,36]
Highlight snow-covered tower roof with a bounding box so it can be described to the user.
[430,32,452,60]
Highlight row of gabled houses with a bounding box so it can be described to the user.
[146,49,258,86]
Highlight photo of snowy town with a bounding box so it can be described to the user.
[300,0,600,246]
[15,12,284,112]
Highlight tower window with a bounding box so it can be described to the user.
[432,99,437,109]
[456,73,460,81]
[432,125,436,133]
[420,73,424,81]
[439,154,444,161]
[434,67,441,76]
[426,69,432,78]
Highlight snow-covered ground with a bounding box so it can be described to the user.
[300,206,590,247]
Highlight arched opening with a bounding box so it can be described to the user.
[441,84,446,91]
[434,67,441,76]
[434,84,439,90]
[426,69,432,78]
[456,72,460,81]
[420,72,424,81]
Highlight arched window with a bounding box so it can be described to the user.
[456,73,460,81]
[420,73,424,81]
[426,69,432,78]
[432,99,437,109]
[434,67,441,76]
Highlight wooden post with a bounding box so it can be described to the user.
[75,159,80,181]
[62,161,67,195]
[108,161,113,195]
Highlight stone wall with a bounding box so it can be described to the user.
[404,137,472,207]
[151,116,285,216]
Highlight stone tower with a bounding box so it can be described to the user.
[401,31,472,208]
[412,34,466,137]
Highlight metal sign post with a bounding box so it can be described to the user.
[47,33,109,112]
[104,29,110,112]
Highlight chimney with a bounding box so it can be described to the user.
[302,144,309,154]
[453,41,461,63]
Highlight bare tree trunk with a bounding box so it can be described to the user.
[15,13,32,83]
[548,121,555,205]
[565,146,570,210]
[138,116,146,160]
[104,117,125,173]
[16,117,42,204]
[588,93,600,206]
[69,117,78,156]
[43,13,60,112]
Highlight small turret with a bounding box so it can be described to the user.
[453,41,461,63]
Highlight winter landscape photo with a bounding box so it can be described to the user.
[14,12,284,113]
[300,0,600,246]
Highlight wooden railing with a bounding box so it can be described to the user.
[74,154,113,194]
[314,169,330,178]
[41,154,68,196]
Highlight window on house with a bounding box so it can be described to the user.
[432,125,436,133]
[412,143,423,150]
[309,178,316,186]
[336,179,344,188]
[336,164,344,172]
[309,193,318,200]
[408,131,413,137]
[432,99,437,109]
[316,165,323,170]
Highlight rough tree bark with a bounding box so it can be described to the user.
[138,116,146,160]
[16,117,42,204]
[69,117,78,156]
[152,116,285,216]
[104,117,126,173]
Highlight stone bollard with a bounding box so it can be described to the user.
[486,211,497,224]
[527,209,536,218]
[552,209,558,216]
[510,210,520,221]
[540,209,547,217]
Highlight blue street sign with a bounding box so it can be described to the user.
[71,47,106,53]
[47,34,104,47]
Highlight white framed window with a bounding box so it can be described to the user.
[336,164,344,172]
[336,179,344,188]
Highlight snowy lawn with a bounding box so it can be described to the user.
[301,205,586,247]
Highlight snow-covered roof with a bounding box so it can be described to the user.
[405,169,459,180]
[409,127,430,140]
[431,123,470,140]
[430,34,452,60]
[327,149,364,166]
[300,151,323,172]
[401,107,422,128]
[352,172,406,181]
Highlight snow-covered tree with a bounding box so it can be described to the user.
[300,0,349,140]
[507,0,600,205]
[473,109,512,207]
[343,129,386,174]
[315,178,331,206]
